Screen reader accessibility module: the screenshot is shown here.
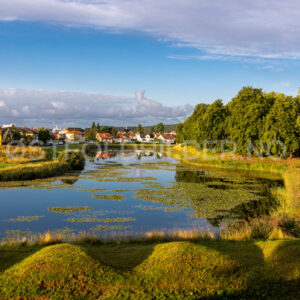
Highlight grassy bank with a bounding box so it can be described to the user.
[0,239,299,299]
[168,145,300,174]
[0,161,70,181]
[0,146,85,181]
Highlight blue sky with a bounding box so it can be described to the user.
[0,0,299,127]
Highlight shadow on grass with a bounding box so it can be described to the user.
[200,239,300,299]
[0,246,42,273]
[81,243,155,271]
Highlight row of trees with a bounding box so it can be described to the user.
[176,87,300,157]
[86,122,166,140]
[136,123,165,134]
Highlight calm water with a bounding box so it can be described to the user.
[0,150,283,238]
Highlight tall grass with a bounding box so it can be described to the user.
[169,145,298,174]
[0,161,70,181]
[0,146,45,164]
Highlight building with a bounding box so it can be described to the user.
[96,132,113,143]
[113,135,132,143]
[65,130,86,143]
[158,133,176,144]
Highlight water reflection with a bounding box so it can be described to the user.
[0,150,285,238]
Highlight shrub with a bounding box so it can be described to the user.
[278,217,300,238]
[58,150,85,170]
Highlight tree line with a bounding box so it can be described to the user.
[176,87,300,157]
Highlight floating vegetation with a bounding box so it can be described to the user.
[92,194,125,201]
[77,188,107,193]
[48,207,92,214]
[89,225,132,231]
[131,162,176,171]
[135,204,183,212]
[112,189,132,193]
[133,177,270,221]
[66,217,136,223]
[7,216,43,222]
[140,181,165,189]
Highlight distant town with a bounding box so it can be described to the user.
[0,122,177,146]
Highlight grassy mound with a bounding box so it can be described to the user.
[0,244,122,298]
[0,240,299,299]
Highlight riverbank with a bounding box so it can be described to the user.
[168,145,300,223]
[0,239,299,299]
[0,146,85,181]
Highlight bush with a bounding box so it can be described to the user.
[58,150,85,171]
[278,217,300,238]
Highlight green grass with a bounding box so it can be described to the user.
[8,216,43,222]
[0,161,70,181]
[65,217,136,223]
[92,194,125,201]
[48,206,92,214]
[0,240,299,299]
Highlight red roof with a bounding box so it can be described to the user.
[162,133,175,140]
[66,131,85,135]
[97,133,113,139]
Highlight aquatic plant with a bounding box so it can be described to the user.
[48,207,92,214]
[7,216,43,222]
[92,194,125,201]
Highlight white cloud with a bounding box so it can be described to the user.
[1,0,300,59]
[22,105,30,114]
[0,101,7,109]
[0,88,193,127]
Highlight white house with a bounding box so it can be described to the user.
[65,130,86,143]
[158,133,176,144]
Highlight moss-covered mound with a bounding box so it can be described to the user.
[0,244,122,298]
[0,240,299,299]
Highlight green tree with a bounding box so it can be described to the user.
[91,122,96,129]
[99,126,109,133]
[176,123,184,143]
[182,104,208,143]
[226,87,273,155]
[150,126,155,133]
[156,122,164,133]
[263,94,300,157]
[111,127,118,136]
[85,128,97,141]
[38,128,51,144]
[203,100,228,140]
[137,124,144,133]
[96,123,101,131]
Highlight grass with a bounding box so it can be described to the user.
[8,216,43,222]
[0,239,299,298]
[0,161,70,181]
[92,194,125,201]
[48,207,92,214]
[169,145,299,174]
[65,217,136,223]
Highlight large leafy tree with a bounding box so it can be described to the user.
[182,104,208,144]
[226,87,273,155]
[156,122,164,133]
[38,128,51,144]
[203,100,228,142]
[176,123,184,143]
[263,94,300,157]
[85,128,97,141]
[137,124,144,133]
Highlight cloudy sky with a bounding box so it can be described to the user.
[0,0,299,127]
